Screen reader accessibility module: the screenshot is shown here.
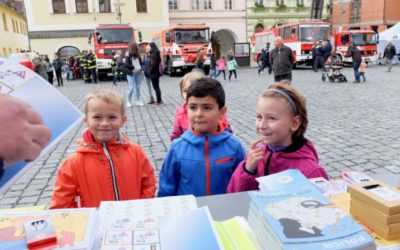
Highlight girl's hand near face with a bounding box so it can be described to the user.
[245,139,265,173]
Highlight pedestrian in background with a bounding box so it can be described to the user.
[359,60,367,82]
[147,42,163,106]
[227,55,238,81]
[383,41,396,72]
[209,52,218,79]
[143,45,155,104]
[215,55,227,80]
[112,50,123,85]
[270,36,294,83]
[125,43,144,107]
[53,53,64,86]
[44,57,54,85]
[345,43,362,83]
[195,49,204,70]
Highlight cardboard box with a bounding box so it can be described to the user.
[351,197,400,225]
[348,181,400,215]
[351,201,400,241]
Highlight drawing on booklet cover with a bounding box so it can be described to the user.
[266,196,350,240]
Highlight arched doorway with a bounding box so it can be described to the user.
[57,46,80,61]
[215,29,237,58]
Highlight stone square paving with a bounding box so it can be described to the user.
[1,64,400,208]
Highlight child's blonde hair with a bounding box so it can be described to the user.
[261,82,308,139]
[84,89,125,115]
[179,70,206,98]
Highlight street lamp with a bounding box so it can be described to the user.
[113,0,125,24]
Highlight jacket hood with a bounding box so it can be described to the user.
[76,129,130,153]
[180,123,231,146]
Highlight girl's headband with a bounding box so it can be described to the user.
[267,89,298,115]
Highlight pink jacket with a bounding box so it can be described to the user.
[170,104,232,141]
[227,138,328,193]
[217,59,226,71]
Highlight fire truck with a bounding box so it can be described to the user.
[272,20,331,67]
[89,24,139,80]
[152,24,212,75]
[333,30,378,64]
[251,30,275,65]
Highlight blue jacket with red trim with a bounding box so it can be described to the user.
[158,127,246,197]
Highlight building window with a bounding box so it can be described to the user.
[2,13,7,31]
[76,0,88,13]
[16,20,19,33]
[276,0,284,5]
[20,22,24,34]
[52,0,66,14]
[99,0,111,13]
[224,0,232,9]
[203,0,212,10]
[191,0,200,10]
[136,0,147,13]
[297,0,304,6]
[169,0,178,10]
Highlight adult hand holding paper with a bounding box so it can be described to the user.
[0,93,51,167]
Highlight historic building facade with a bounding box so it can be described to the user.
[168,0,246,56]
[331,0,400,34]
[24,0,168,58]
[0,1,29,56]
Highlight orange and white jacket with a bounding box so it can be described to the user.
[50,129,156,208]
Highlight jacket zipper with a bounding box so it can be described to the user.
[205,136,211,195]
[102,142,120,201]
[264,149,274,176]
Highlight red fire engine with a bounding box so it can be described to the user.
[89,24,139,80]
[251,30,275,65]
[272,20,331,67]
[333,30,378,64]
[152,24,212,75]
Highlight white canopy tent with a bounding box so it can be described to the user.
[378,22,400,59]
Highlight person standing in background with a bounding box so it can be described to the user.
[383,41,396,72]
[270,37,294,83]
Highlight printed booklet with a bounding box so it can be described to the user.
[0,58,83,194]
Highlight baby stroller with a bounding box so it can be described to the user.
[321,54,347,83]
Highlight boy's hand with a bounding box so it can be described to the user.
[0,94,51,166]
[245,139,265,173]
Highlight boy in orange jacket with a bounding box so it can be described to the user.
[50,89,156,208]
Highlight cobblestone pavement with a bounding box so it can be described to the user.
[1,65,400,208]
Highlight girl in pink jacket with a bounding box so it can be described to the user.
[170,70,232,141]
[227,82,328,192]
[215,56,227,80]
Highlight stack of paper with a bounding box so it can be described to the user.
[249,170,376,250]
[214,216,261,250]
[159,207,223,250]
[98,195,197,250]
[0,208,98,249]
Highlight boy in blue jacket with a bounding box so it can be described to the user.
[158,78,246,197]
